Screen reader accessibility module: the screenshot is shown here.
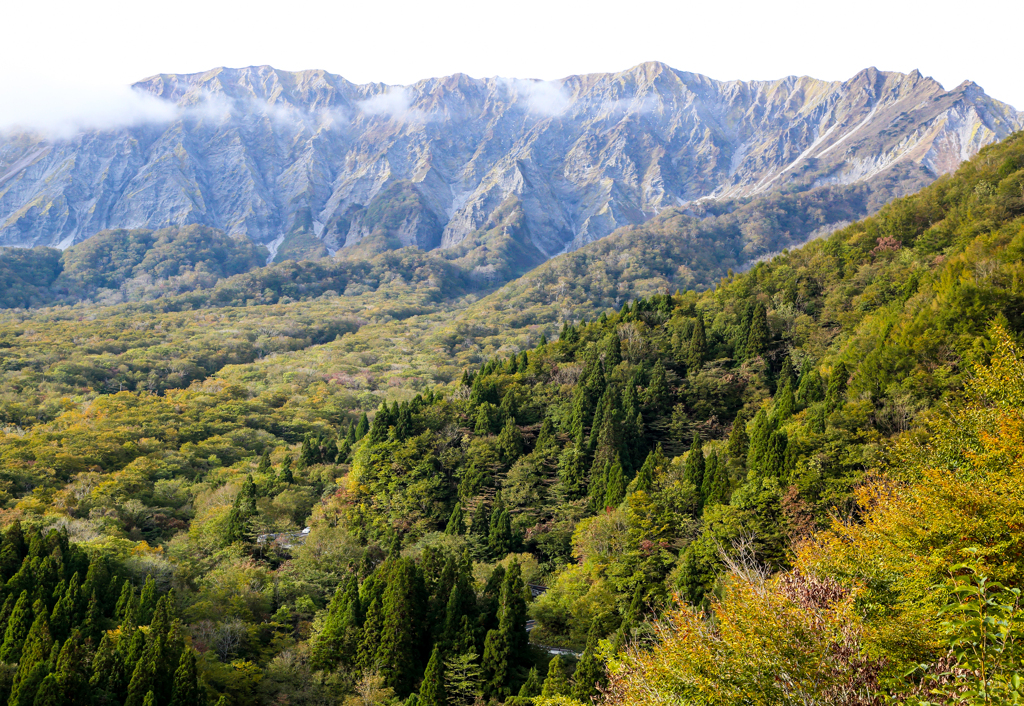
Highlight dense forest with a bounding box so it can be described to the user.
[0,131,1022,705]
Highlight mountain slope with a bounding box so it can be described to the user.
[0,63,1019,262]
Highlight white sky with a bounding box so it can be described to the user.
[1,0,1021,133]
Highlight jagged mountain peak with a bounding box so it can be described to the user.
[0,63,1020,258]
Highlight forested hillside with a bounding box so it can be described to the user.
[0,131,1022,705]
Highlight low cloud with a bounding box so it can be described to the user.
[501,78,573,116]
[356,88,428,122]
[0,78,179,139]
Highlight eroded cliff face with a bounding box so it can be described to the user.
[0,63,1020,256]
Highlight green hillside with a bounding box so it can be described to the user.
[0,132,1021,705]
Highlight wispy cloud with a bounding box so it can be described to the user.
[356,87,429,122]
[500,78,573,116]
[0,78,179,139]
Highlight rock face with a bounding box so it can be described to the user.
[0,63,1020,256]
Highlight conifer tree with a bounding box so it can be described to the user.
[474,404,495,436]
[355,413,369,440]
[356,597,383,673]
[773,380,795,421]
[796,360,824,407]
[89,632,116,695]
[588,461,609,513]
[726,410,749,462]
[376,559,424,696]
[52,633,89,706]
[604,456,627,509]
[419,646,446,706]
[257,451,271,474]
[541,655,570,697]
[487,509,513,559]
[0,590,31,663]
[702,451,728,505]
[8,605,52,706]
[645,361,669,412]
[683,434,705,494]
[746,409,773,476]
[518,667,542,700]
[762,430,788,479]
[444,505,464,535]
[139,575,157,625]
[825,362,849,412]
[557,448,586,500]
[497,418,524,465]
[688,314,707,372]
[225,475,258,544]
[30,675,60,706]
[632,446,664,495]
[745,301,769,358]
[168,649,199,706]
[571,620,605,701]
[469,501,490,538]
[535,417,556,452]
[499,390,518,423]
[279,456,295,484]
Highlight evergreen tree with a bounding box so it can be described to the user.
[745,301,770,358]
[52,633,89,706]
[496,418,524,465]
[796,360,824,407]
[139,575,157,625]
[474,404,496,436]
[687,313,707,372]
[225,475,258,545]
[541,655,570,697]
[535,417,556,452]
[825,362,849,412]
[726,410,749,462]
[761,430,788,479]
[683,434,705,495]
[419,646,446,706]
[8,605,52,706]
[702,451,728,505]
[487,509,513,559]
[746,409,773,477]
[444,505,464,536]
[356,597,383,673]
[557,447,586,500]
[645,360,669,412]
[469,501,490,538]
[355,413,369,440]
[114,581,135,626]
[256,451,271,475]
[32,674,60,706]
[632,446,665,495]
[773,380,795,421]
[376,559,425,696]
[168,649,199,706]
[604,456,627,509]
[0,591,32,663]
[279,456,295,484]
[517,667,542,699]
[571,620,605,701]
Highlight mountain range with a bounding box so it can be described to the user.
[0,62,1021,263]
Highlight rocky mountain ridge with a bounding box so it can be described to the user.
[0,62,1020,259]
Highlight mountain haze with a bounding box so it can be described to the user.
[0,62,1020,263]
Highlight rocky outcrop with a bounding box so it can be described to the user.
[0,63,1020,255]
